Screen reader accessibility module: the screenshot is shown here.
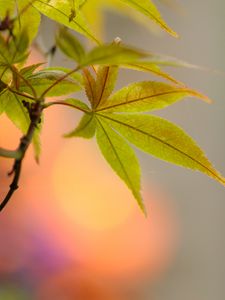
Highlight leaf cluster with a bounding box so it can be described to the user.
[0,0,224,212]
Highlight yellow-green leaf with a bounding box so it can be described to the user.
[99,113,225,186]
[32,0,99,44]
[14,0,41,44]
[0,89,10,115]
[96,117,145,212]
[0,0,14,18]
[123,62,182,85]
[80,43,148,67]
[56,27,85,63]
[97,81,210,113]
[119,0,178,37]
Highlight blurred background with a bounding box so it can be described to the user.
[0,0,225,299]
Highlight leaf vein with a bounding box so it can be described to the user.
[98,113,222,181]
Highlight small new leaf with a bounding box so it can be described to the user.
[82,68,96,107]
[94,65,118,108]
[56,27,85,63]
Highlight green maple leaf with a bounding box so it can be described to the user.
[79,0,177,40]
[57,64,225,212]
[0,0,40,44]
[56,29,199,86]
[32,0,99,44]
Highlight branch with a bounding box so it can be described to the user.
[0,147,21,159]
[0,101,43,212]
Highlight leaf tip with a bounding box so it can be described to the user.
[218,174,225,187]
[35,156,40,164]
[191,90,212,104]
[136,194,147,216]
[169,29,179,38]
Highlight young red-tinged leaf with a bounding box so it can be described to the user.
[99,113,225,186]
[33,0,99,44]
[119,0,178,37]
[97,81,210,113]
[94,65,118,108]
[65,113,96,138]
[56,27,85,63]
[96,117,145,213]
[82,68,96,107]
[80,43,148,67]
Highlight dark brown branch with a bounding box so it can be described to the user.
[0,101,43,212]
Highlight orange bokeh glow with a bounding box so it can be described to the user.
[49,139,178,279]
[0,49,178,286]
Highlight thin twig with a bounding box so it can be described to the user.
[0,101,43,212]
[7,86,36,101]
[0,148,21,159]
[44,100,90,113]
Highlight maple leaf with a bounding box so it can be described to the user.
[55,63,225,212]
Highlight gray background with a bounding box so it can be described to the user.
[37,0,225,298]
[90,1,225,299]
